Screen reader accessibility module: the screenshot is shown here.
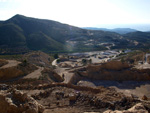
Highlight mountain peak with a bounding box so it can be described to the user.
[5,14,27,23]
[10,14,24,19]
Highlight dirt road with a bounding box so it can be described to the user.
[54,67,74,83]
[0,60,21,69]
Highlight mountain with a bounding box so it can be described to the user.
[83,27,137,34]
[0,14,144,54]
[124,31,150,49]
[0,14,127,54]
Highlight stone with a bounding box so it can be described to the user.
[0,88,44,113]
[103,103,148,113]
[142,95,148,100]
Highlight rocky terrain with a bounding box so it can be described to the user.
[0,83,150,113]
[23,51,51,67]
[0,51,150,113]
[69,61,150,84]
[0,87,44,113]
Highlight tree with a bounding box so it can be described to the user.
[54,53,59,59]
[21,59,28,66]
[82,59,87,65]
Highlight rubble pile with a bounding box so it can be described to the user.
[104,103,149,113]
[0,88,44,113]
[0,83,150,113]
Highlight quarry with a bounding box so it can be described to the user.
[0,50,150,113]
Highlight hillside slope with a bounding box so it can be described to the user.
[0,14,135,54]
[124,31,150,49]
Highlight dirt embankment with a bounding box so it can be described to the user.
[41,68,64,82]
[0,59,8,67]
[0,62,37,81]
[23,51,51,67]
[70,61,150,83]
[0,60,21,69]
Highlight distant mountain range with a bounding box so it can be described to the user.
[0,14,150,54]
[83,27,137,34]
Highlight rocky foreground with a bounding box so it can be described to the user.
[0,83,150,113]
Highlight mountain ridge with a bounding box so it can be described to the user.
[83,27,137,34]
[0,14,150,54]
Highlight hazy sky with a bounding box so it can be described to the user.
[0,0,150,28]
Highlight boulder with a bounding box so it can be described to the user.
[142,95,148,100]
[0,88,44,113]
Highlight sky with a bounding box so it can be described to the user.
[0,0,150,30]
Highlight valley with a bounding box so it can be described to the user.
[0,14,150,113]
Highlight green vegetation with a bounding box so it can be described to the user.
[0,14,138,54]
[0,54,22,60]
[117,50,145,64]
[82,59,87,65]
[0,14,150,54]
[53,53,59,59]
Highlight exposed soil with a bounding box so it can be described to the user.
[0,59,8,67]
[23,66,44,79]
[0,60,21,69]
[2,82,148,113]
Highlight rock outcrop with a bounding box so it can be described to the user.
[0,88,44,113]
[104,103,148,113]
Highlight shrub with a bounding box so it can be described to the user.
[53,53,59,59]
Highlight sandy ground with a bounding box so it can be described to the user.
[55,67,74,83]
[43,107,83,113]
[63,72,74,83]
[0,60,21,69]
[135,63,150,69]
[23,66,44,79]
[115,84,150,99]
[78,80,150,99]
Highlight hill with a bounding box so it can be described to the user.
[124,31,150,49]
[83,27,137,34]
[0,14,141,54]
